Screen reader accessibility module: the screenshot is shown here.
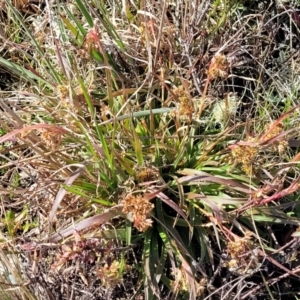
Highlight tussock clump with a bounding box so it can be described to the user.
[1,0,300,299]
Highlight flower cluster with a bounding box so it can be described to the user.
[172,85,194,120]
[40,128,62,151]
[223,234,259,276]
[263,122,288,155]
[207,53,229,80]
[135,167,159,183]
[263,122,283,140]
[170,267,207,296]
[96,260,122,287]
[122,194,154,232]
[231,140,258,175]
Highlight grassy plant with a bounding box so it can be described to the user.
[1,0,300,299]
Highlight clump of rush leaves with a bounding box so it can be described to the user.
[1,0,300,299]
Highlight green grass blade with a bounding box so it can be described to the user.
[64,4,87,36]
[75,0,94,27]
[0,58,54,89]
[5,0,60,82]
[131,119,144,166]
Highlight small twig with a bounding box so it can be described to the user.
[256,248,300,279]
[0,279,32,287]
[241,266,300,299]
[207,259,223,291]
